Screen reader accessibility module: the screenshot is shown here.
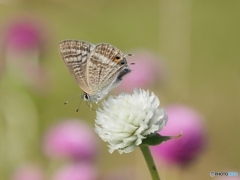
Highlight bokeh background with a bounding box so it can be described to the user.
[0,0,239,180]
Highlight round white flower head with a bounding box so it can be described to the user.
[95,89,168,154]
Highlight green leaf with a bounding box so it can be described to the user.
[142,133,182,146]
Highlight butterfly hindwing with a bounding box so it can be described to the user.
[86,43,130,93]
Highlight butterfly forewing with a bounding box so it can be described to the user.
[86,43,129,93]
[59,40,95,94]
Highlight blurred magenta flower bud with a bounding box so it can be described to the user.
[116,51,167,93]
[11,163,44,180]
[42,119,98,161]
[52,163,98,180]
[2,17,48,53]
[151,104,206,166]
[0,15,50,92]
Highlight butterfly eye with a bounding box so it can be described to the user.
[83,94,89,101]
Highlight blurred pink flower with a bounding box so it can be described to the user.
[151,104,207,166]
[2,17,48,53]
[116,51,167,93]
[11,163,44,180]
[42,119,98,161]
[52,163,98,180]
[0,15,50,92]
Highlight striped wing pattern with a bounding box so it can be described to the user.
[86,43,129,93]
[59,40,131,102]
[59,40,95,94]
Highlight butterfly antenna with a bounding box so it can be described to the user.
[64,94,82,105]
[75,96,83,113]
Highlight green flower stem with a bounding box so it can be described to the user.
[140,145,160,180]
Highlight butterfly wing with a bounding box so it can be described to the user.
[86,43,131,94]
[59,40,95,94]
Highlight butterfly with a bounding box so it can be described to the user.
[58,40,132,104]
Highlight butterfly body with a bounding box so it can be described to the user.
[59,40,131,103]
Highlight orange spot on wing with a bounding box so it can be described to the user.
[113,58,122,63]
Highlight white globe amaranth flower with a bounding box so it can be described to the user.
[94,89,168,154]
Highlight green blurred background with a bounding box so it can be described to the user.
[0,0,239,179]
